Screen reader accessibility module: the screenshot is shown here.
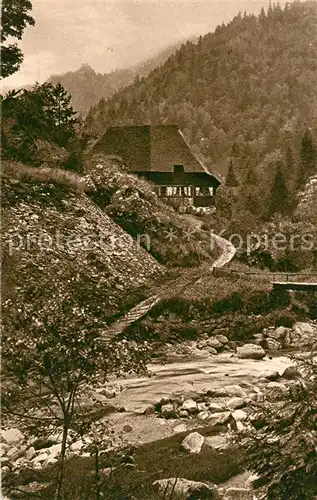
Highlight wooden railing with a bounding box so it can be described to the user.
[212,267,317,282]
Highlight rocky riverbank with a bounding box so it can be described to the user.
[2,321,316,498]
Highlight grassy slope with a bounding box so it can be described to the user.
[10,428,242,499]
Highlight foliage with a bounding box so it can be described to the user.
[1,0,35,78]
[237,354,317,499]
[2,82,78,164]
[2,298,150,499]
[7,430,242,499]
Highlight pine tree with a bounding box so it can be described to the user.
[226,161,239,186]
[267,163,289,218]
[39,82,78,146]
[299,128,317,186]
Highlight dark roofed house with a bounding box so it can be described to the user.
[91,125,221,212]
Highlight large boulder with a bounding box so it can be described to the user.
[1,428,24,446]
[225,385,247,398]
[293,322,315,336]
[232,409,248,421]
[267,326,288,341]
[263,338,281,350]
[214,334,229,345]
[207,411,231,426]
[152,478,219,498]
[181,432,204,454]
[181,399,198,413]
[226,397,246,410]
[237,344,265,360]
[207,338,223,349]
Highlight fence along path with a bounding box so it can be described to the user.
[103,232,236,340]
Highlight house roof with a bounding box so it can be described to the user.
[92,125,220,183]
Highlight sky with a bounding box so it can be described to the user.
[2,0,280,91]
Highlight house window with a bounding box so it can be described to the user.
[183,186,192,196]
[166,186,178,196]
[209,187,214,196]
[174,165,184,173]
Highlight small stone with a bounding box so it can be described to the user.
[178,409,189,418]
[197,411,210,421]
[209,347,218,355]
[123,425,133,433]
[173,424,187,434]
[207,402,224,412]
[32,452,49,465]
[6,446,18,458]
[161,403,176,418]
[26,447,36,460]
[207,338,222,349]
[197,402,209,412]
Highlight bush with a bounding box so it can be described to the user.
[237,354,317,499]
[2,161,92,192]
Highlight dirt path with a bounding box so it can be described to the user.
[104,219,235,338]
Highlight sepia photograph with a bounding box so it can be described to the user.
[1,0,317,498]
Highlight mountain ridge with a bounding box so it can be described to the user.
[49,39,195,116]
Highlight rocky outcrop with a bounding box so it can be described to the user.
[252,321,317,351]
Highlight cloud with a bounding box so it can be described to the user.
[2,0,286,90]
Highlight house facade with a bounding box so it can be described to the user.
[91,125,221,212]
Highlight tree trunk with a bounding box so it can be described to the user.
[94,450,101,500]
[54,416,69,500]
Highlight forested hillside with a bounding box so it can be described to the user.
[49,40,189,116]
[84,1,317,223]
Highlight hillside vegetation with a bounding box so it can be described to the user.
[1,164,161,333]
[84,1,317,224]
[84,153,220,267]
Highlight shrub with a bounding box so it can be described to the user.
[2,161,92,192]
[237,354,317,499]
